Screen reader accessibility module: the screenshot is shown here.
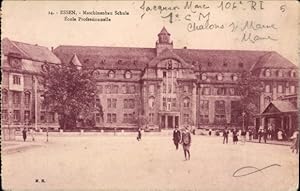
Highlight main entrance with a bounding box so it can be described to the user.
[160,113,179,129]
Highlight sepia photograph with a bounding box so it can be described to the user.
[1,1,299,190]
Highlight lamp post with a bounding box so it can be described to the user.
[242,111,246,131]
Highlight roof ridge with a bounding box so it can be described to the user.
[5,38,31,58]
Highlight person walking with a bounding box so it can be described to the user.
[277,130,283,141]
[136,128,142,141]
[173,126,181,150]
[181,126,192,160]
[22,127,27,142]
[290,130,299,154]
[208,129,212,136]
[222,127,229,144]
[263,128,267,143]
[258,127,263,143]
[232,129,238,144]
[248,129,253,141]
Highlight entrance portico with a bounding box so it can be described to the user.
[159,112,180,129]
[255,100,298,138]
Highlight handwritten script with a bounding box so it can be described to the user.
[232,164,281,177]
[139,1,285,43]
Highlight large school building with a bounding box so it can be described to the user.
[1,27,298,137]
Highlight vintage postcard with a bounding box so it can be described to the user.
[1,1,299,191]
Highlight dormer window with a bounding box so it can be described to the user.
[265,69,271,77]
[223,61,228,67]
[232,74,238,81]
[276,70,283,77]
[163,71,167,78]
[108,70,115,78]
[93,70,101,77]
[117,60,122,64]
[216,73,223,81]
[201,73,208,80]
[208,61,212,67]
[124,71,132,79]
[290,70,296,78]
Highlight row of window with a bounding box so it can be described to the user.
[1,110,55,123]
[199,100,242,124]
[201,73,238,81]
[13,75,21,85]
[106,98,135,109]
[104,70,133,79]
[98,84,137,94]
[200,87,237,96]
[264,69,297,78]
[2,90,31,105]
[265,84,296,94]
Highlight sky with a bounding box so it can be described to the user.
[2,1,299,65]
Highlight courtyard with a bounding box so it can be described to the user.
[2,134,299,191]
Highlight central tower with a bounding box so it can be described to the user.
[156,27,173,55]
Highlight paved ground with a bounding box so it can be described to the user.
[2,135,299,191]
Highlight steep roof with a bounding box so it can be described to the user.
[271,100,297,112]
[251,51,297,70]
[1,38,61,64]
[174,48,270,72]
[54,45,275,71]
[53,45,156,70]
[158,27,170,35]
[263,100,297,114]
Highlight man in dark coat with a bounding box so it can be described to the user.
[223,127,229,144]
[136,128,142,141]
[173,126,181,150]
[22,127,27,142]
[181,126,192,160]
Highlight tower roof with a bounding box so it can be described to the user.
[158,27,170,35]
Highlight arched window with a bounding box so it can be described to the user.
[290,85,296,94]
[290,70,296,78]
[232,74,238,81]
[265,84,271,93]
[183,97,190,108]
[201,73,207,80]
[124,71,132,79]
[93,70,101,77]
[216,73,223,81]
[149,85,155,94]
[24,91,31,105]
[276,70,283,77]
[148,97,155,108]
[108,70,115,78]
[264,96,271,107]
[265,69,271,77]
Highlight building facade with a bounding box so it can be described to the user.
[1,27,298,133]
[1,38,61,140]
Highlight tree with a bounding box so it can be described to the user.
[236,71,264,129]
[41,61,97,130]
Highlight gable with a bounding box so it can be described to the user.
[262,103,280,114]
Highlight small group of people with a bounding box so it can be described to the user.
[222,128,244,144]
[173,126,192,161]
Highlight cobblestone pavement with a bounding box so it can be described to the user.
[2,135,299,191]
